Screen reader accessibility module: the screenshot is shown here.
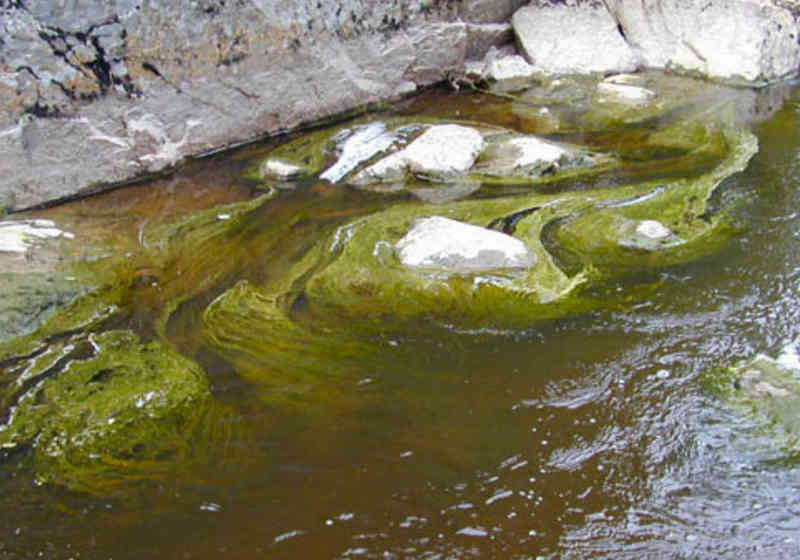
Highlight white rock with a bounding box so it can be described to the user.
[320,122,399,182]
[596,82,656,103]
[512,4,638,75]
[606,0,800,84]
[402,125,485,175]
[603,74,647,86]
[356,125,485,182]
[0,221,72,254]
[396,216,536,272]
[483,54,537,81]
[636,220,672,240]
[259,158,307,180]
[507,137,568,167]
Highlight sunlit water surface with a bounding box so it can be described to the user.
[4,84,800,559]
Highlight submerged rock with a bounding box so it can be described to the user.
[0,329,214,494]
[0,219,82,343]
[396,216,536,272]
[705,350,800,453]
[596,81,656,104]
[0,220,74,254]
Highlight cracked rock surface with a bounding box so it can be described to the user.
[0,0,518,211]
[2,0,800,211]
[514,0,800,83]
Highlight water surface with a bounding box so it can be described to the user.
[3,82,800,559]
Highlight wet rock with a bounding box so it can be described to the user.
[0,219,74,254]
[396,216,536,272]
[0,219,81,342]
[258,159,309,182]
[706,351,800,452]
[0,329,214,494]
[475,132,616,185]
[354,124,485,183]
[320,122,409,183]
[596,81,656,104]
[512,3,639,75]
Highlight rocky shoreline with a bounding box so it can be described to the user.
[2,0,800,212]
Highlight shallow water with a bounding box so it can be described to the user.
[4,81,800,559]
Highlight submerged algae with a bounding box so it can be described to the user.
[704,353,800,456]
[0,330,214,495]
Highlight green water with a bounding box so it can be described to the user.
[3,76,800,559]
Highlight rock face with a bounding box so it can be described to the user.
[0,0,518,211]
[513,2,639,75]
[606,0,800,85]
[514,0,800,84]
[396,216,536,271]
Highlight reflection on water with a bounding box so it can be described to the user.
[3,80,800,559]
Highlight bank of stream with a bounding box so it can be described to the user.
[2,73,800,558]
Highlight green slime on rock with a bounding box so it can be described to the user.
[704,353,800,457]
[0,330,212,495]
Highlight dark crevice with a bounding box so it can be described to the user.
[141,61,164,78]
[487,206,541,235]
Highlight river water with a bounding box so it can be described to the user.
[3,79,800,559]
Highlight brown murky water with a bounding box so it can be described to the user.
[3,82,800,559]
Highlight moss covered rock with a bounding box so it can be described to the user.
[705,352,800,455]
[0,330,215,494]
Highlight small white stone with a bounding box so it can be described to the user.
[484,55,536,81]
[507,137,567,167]
[396,216,536,272]
[597,82,656,103]
[636,220,672,240]
[260,158,306,180]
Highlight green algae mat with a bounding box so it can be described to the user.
[0,73,770,496]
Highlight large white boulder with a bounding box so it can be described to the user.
[607,0,800,84]
[396,216,536,272]
[512,3,639,75]
[513,0,800,84]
